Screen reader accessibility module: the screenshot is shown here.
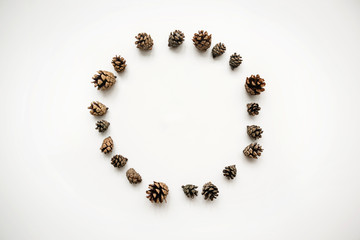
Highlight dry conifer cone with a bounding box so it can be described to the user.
[201,182,219,201]
[146,181,169,203]
[223,165,237,180]
[95,120,110,132]
[111,55,127,73]
[247,125,263,140]
[212,42,226,58]
[243,142,263,159]
[111,154,128,168]
[247,103,261,116]
[182,184,198,199]
[168,30,185,47]
[126,168,142,184]
[192,30,212,51]
[91,70,116,90]
[135,32,153,50]
[100,136,113,154]
[245,74,266,95]
[88,101,108,116]
[229,53,242,70]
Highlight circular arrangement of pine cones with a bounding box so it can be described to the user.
[88,29,266,204]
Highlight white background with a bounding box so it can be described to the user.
[1,0,360,239]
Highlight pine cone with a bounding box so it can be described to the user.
[245,74,266,95]
[229,53,242,70]
[91,70,116,90]
[111,154,128,168]
[243,142,263,159]
[247,103,261,116]
[111,55,127,73]
[135,32,153,50]
[88,101,108,116]
[146,181,169,203]
[100,136,113,154]
[247,125,263,140]
[181,184,198,199]
[212,42,226,58]
[126,168,142,184]
[95,120,110,132]
[168,30,185,47]
[223,165,237,180]
[201,182,219,201]
[192,30,212,51]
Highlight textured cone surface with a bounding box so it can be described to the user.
[146,181,169,203]
[111,55,127,73]
[100,136,113,154]
[229,53,242,69]
[247,103,261,116]
[111,154,128,168]
[182,184,198,199]
[168,30,185,47]
[92,70,116,90]
[201,182,219,201]
[223,165,237,180]
[245,74,266,95]
[212,43,226,58]
[247,125,263,140]
[95,120,110,133]
[126,168,142,184]
[88,101,108,116]
[135,33,153,50]
[192,30,212,51]
[243,142,263,159]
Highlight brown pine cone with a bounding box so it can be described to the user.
[247,125,263,140]
[126,168,142,184]
[181,184,198,199]
[135,32,153,50]
[95,120,110,132]
[243,142,263,159]
[245,74,266,95]
[168,30,185,47]
[223,165,237,180]
[88,101,108,116]
[100,136,113,154]
[192,30,212,51]
[111,55,127,73]
[229,53,242,70]
[202,182,219,201]
[91,70,116,90]
[111,154,128,168]
[247,103,261,116]
[146,181,169,203]
[212,42,226,58]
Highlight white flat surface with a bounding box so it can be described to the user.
[1,0,360,239]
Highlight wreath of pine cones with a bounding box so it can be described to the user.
[88,30,266,204]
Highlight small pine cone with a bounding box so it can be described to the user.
[243,142,263,159]
[192,30,212,51]
[95,120,110,132]
[212,42,226,58]
[100,136,113,154]
[88,101,108,116]
[202,182,219,201]
[146,181,169,203]
[168,30,185,47]
[247,125,263,140]
[111,154,128,168]
[92,70,116,90]
[111,55,127,73]
[135,32,153,50]
[247,103,261,116]
[126,168,142,184]
[229,53,242,70]
[245,74,266,95]
[223,165,237,180]
[181,184,198,199]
